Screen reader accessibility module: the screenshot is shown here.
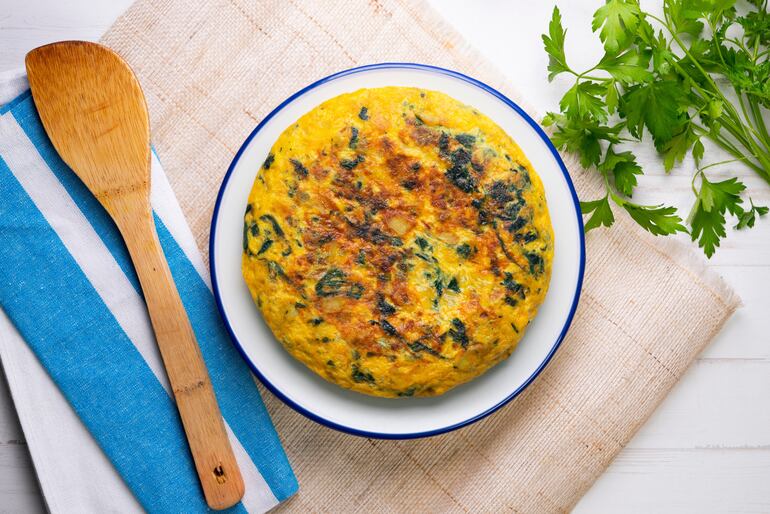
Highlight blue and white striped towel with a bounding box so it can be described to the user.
[0,69,297,513]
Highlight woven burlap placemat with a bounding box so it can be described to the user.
[102,1,740,511]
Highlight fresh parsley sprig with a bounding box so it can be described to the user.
[543,0,770,257]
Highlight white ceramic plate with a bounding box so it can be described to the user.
[210,63,584,439]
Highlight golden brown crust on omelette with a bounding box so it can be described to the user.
[242,87,553,397]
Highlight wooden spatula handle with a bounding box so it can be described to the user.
[115,198,244,510]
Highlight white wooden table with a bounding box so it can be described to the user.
[1,1,768,512]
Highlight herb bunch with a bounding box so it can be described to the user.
[542,0,770,256]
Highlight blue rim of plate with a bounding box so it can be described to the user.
[210,62,586,440]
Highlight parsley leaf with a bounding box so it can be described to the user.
[735,199,768,230]
[623,203,687,236]
[739,8,770,45]
[560,81,608,121]
[613,160,643,196]
[690,175,745,257]
[543,7,570,81]
[621,80,686,144]
[597,50,653,84]
[665,0,705,37]
[581,196,616,231]
[690,203,725,257]
[546,113,623,168]
[599,148,642,196]
[661,122,699,171]
[701,176,745,215]
[592,0,641,54]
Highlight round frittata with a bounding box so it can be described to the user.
[242,87,553,397]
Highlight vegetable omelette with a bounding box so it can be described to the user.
[242,87,553,397]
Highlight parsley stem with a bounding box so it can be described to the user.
[692,124,769,181]
[601,169,626,207]
[725,117,770,177]
[687,171,698,199]
[694,128,739,160]
[698,158,748,174]
[735,90,770,153]
[722,100,757,151]
[725,38,752,56]
[578,64,600,78]
[749,97,770,146]
[716,117,757,156]
[710,105,770,165]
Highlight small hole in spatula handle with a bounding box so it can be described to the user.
[213,464,227,484]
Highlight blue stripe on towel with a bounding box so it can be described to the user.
[10,95,297,501]
[0,156,245,513]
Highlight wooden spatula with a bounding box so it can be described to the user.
[25,41,245,510]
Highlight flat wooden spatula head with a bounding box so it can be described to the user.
[25,41,151,216]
